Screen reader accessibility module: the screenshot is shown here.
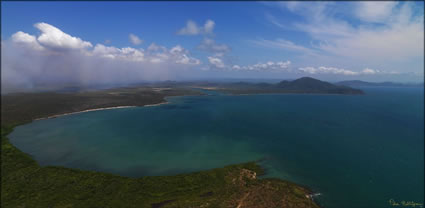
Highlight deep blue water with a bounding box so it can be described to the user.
[9,87,424,208]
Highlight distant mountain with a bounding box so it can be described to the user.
[276,77,364,94]
[336,80,424,87]
[214,77,364,95]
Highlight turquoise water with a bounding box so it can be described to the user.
[9,87,424,208]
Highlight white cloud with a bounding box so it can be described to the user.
[177,19,215,35]
[2,22,201,93]
[355,2,398,23]
[34,22,92,50]
[170,45,184,54]
[265,13,290,30]
[10,22,200,65]
[265,2,424,74]
[299,66,358,75]
[236,61,291,71]
[277,2,332,22]
[251,38,318,55]
[207,56,291,72]
[204,20,215,34]
[170,45,201,65]
[92,44,145,62]
[208,56,226,68]
[11,31,44,51]
[361,68,377,75]
[312,3,423,62]
[147,43,166,52]
[316,20,423,62]
[177,20,199,35]
[88,43,201,65]
[129,33,143,45]
[298,66,394,76]
[176,54,201,65]
[232,65,241,70]
[198,38,230,54]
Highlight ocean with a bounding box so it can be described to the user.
[9,87,424,208]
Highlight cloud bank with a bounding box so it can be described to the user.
[297,66,395,76]
[2,22,200,93]
[206,56,292,72]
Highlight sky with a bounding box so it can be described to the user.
[1,1,424,92]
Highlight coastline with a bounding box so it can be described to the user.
[1,122,321,208]
[2,91,321,208]
[34,106,137,120]
[143,101,169,107]
[34,100,171,121]
[33,100,171,121]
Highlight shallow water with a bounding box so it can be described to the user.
[10,87,424,208]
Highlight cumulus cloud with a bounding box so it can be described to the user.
[2,22,201,93]
[129,33,143,45]
[197,38,230,54]
[178,20,235,71]
[11,31,44,51]
[34,22,93,50]
[91,44,145,61]
[177,19,215,35]
[204,20,215,34]
[88,44,200,65]
[208,56,226,69]
[170,45,201,65]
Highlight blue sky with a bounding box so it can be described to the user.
[1,1,424,92]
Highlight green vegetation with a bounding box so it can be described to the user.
[1,87,320,208]
[1,87,201,125]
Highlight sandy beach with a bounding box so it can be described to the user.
[34,106,137,120]
[34,100,170,121]
[143,101,169,107]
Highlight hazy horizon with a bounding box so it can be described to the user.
[2,2,424,93]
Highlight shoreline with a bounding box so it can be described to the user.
[2,91,322,207]
[34,106,137,120]
[34,101,169,121]
[143,101,169,107]
[30,91,352,122]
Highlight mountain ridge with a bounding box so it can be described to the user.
[214,77,364,95]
